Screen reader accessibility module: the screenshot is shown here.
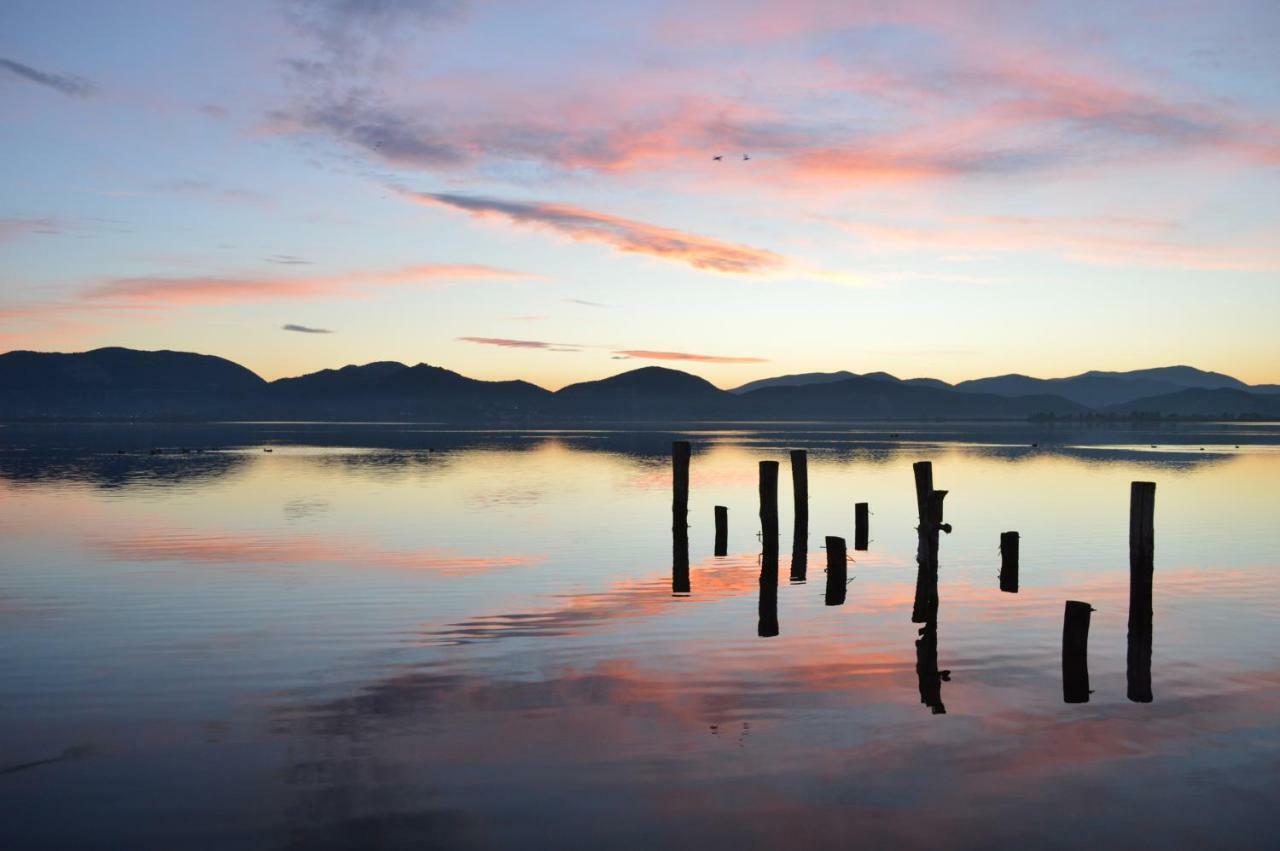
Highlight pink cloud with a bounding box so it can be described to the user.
[613,350,768,364]
[406,191,787,274]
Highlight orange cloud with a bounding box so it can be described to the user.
[613,350,768,364]
[405,191,787,275]
[83,263,533,307]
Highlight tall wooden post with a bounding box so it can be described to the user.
[1128,481,1156,703]
[671,441,691,595]
[999,531,1019,593]
[790,519,808,584]
[913,461,933,527]
[713,505,728,557]
[824,536,847,605]
[759,460,779,551]
[1063,600,1093,703]
[854,502,869,550]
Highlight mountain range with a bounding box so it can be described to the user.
[1,347,1277,422]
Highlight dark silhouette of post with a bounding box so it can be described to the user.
[790,515,808,583]
[672,441,690,531]
[790,449,808,523]
[1063,600,1093,703]
[824,536,847,605]
[713,505,728,557]
[1128,481,1156,703]
[759,461,779,551]
[854,502,869,550]
[913,461,933,526]
[758,546,779,637]
[671,441,691,595]
[999,531,1019,593]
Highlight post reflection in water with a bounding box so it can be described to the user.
[758,459,780,637]
[790,515,808,584]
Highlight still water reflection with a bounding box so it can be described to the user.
[1,422,1278,849]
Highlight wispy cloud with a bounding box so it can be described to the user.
[81,263,533,307]
[0,217,60,242]
[0,57,96,97]
[266,254,312,265]
[565,298,608,308]
[283,323,334,334]
[457,336,764,363]
[407,191,786,274]
[612,349,767,364]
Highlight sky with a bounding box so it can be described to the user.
[1,0,1278,389]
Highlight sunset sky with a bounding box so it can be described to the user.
[2,0,1278,388]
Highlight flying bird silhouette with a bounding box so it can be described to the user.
[742,154,751,160]
[712,155,723,161]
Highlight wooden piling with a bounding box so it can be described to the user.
[999,531,1019,593]
[854,502,869,551]
[912,461,933,527]
[824,536,847,605]
[790,517,808,583]
[1127,481,1156,703]
[759,460,779,552]
[790,449,808,524]
[713,505,728,557]
[672,440,690,530]
[1062,600,1093,703]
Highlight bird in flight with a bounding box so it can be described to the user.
[743,154,751,161]
[712,155,723,161]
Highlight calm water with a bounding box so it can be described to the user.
[2,422,1279,850]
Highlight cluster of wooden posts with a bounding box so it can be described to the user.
[670,440,1156,709]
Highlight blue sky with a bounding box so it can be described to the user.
[2,0,1278,387]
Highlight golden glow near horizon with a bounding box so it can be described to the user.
[2,2,1278,387]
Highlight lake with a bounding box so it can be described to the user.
[2,422,1278,849]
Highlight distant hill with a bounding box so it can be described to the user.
[556,366,733,418]
[1,348,1275,421]
[736,374,1085,419]
[1105,388,1280,417]
[0,347,265,417]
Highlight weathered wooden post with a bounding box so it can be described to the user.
[1128,481,1155,703]
[999,531,1019,593]
[759,460,779,551]
[713,505,728,557]
[1062,600,1093,703]
[672,441,691,595]
[913,461,933,526]
[672,440,690,531]
[824,536,847,605]
[854,502,869,550]
[790,449,808,524]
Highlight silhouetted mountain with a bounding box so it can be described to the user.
[731,370,951,394]
[737,375,1086,419]
[730,371,857,394]
[2,348,1275,421]
[556,366,733,417]
[0,347,265,417]
[264,362,551,418]
[1106,388,1280,417]
[954,366,1253,408]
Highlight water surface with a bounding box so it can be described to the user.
[2,422,1278,849]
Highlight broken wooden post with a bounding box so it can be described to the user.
[912,461,933,527]
[999,531,1019,593]
[759,460,779,552]
[824,535,847,605]
[854,502,869,551]
[1128,481,1156,703]
[915,623,949,715]
[713,505,728,557]
[790,449,808,524]
[1062,600,1093,703]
